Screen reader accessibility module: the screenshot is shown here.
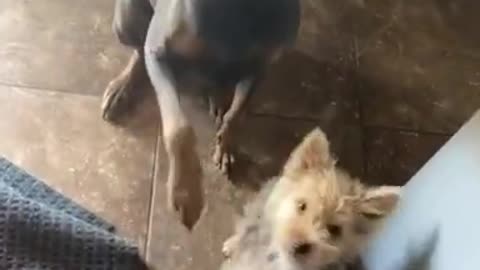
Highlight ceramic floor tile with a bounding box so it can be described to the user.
[364,127,449,187]
[251,50,359,124]
[0,0,129,95]
[0,85,159,249]
[231,116,364,186]
[295,0,361,66]
[354,0,480,133]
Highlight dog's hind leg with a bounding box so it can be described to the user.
[102,0,153,122]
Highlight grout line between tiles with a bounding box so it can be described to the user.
[248,111,335,124]
[0,81,99,98]
[351,37,368,179]
[249,111,454,138]
[144,123,161,260]
[0,80,455,138]
[363,124,453,137]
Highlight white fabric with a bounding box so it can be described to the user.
[362,110,480,270]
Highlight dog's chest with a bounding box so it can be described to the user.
[166,43,263,87]
[198,56,262,86]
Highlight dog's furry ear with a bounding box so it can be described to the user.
[283,128,335,177]
[358,186,401,219]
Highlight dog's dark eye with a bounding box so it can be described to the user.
[296,200,307,212]
[326,224,342,238]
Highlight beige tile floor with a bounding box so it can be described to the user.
[1,0,479,269]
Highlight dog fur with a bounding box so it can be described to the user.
[221,128,401,270]
[101,0,300,229]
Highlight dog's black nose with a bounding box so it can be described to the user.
[293,243,313,256]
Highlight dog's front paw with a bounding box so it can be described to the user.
[166,160,205,230]
[213,139,235,175]
[165,127,205,230]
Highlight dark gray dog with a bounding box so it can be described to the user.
[100,0,300,229]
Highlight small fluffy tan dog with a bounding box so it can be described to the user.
[221,128,401,270]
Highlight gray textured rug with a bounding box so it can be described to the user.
[0,157,149,270]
